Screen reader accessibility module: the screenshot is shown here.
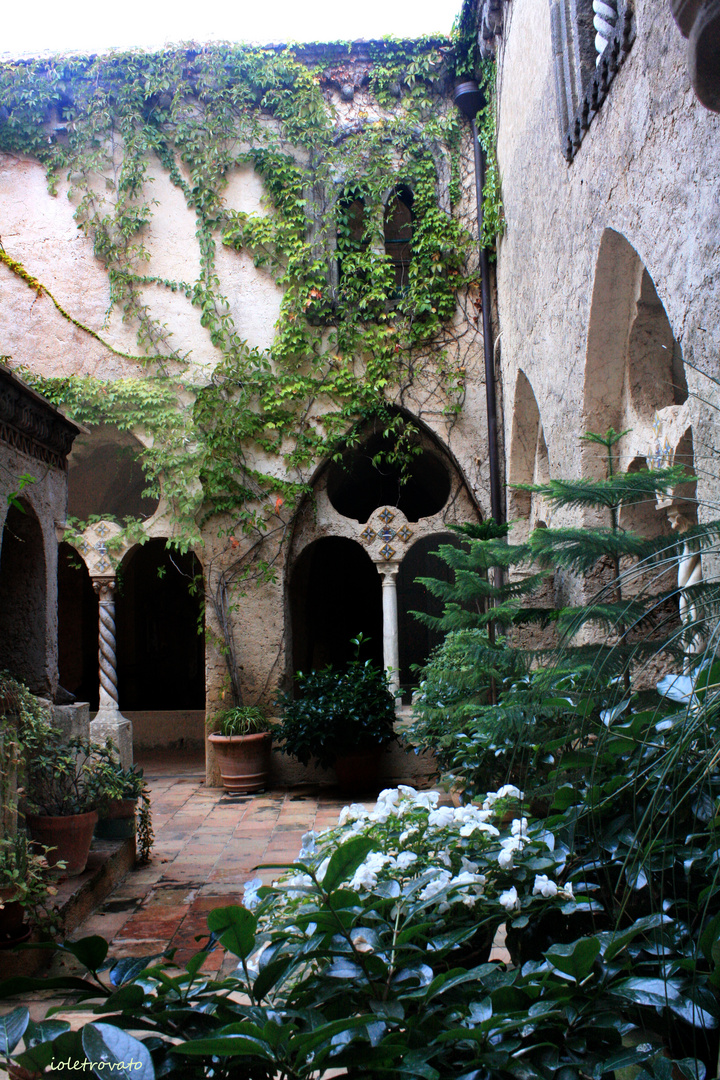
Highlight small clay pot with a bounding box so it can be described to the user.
[26,810,98,876]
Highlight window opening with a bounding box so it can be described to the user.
[384,185,414,289]
[337,191,368,283]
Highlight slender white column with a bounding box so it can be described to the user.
[90,578,133,766]
[377,564,400,695]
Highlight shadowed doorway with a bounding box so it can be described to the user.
[290,537,383,675]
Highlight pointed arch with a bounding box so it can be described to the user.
[507,371,550,542]
[583,229,686,477]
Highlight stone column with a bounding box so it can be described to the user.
[377,564,400,695]
[90,577,133,767]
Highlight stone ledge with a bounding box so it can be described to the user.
[0,836,136,980]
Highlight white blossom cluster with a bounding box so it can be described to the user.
[245,784,570,922]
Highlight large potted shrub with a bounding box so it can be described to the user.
[208,706,273,794]
[276,637,397,790]
[23,731,113,877]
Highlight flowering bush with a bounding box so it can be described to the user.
[1,786,715,1080]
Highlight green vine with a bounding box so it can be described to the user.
[0,39,502,701]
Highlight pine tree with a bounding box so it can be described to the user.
[408,429,695,794]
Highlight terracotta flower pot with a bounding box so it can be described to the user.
[95,798,137,841]
[334,749,381,793]
[209,732,273,793]
[26,810,98,876]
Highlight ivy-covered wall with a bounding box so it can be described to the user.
[0,37,498,776]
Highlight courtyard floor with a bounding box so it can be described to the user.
[9,752,354,1024]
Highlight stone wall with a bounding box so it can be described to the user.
[494,0,720,540]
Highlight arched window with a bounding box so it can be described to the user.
[384,185,414,289]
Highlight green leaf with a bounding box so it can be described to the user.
[24,1019,71,1049]
[82,1022,155,1080]
[61,936,109,971]
[0,1007,29,1055]
[544,936,601,982]
[206,905,257,959]
[322,836,376,893]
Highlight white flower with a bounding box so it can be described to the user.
[511,817,529,838]
[460,856,479,874]
[284,872,313,898]
[338,803,368,827]
[497,785,524,800]
[450,870,484,888]
[459,821,500,838]
[428,806,455,828]
[299,831,317,857]
[498,847,514,870]
[399,827,418,844]
[419,869,452,902]
[243,876,263,910]
[437,850,452,867]
[499,886,519,912]
[316,857,330,882]
[533,874,558,898]
[352,864,379,890]
[396,851,418,870]
[559,881,574,900]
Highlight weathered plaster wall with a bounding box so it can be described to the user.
[0,53,495,778]
[494,0,720,525]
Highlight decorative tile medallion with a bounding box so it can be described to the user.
[94,540,107,554]
[397,525,413,543]
[378,508,395,524]
[379,543,396,561]
[360,526,376,544]
[379,526,396,543]
[95,523,111,538]
[76,539,90,555]
[94,557,111,574]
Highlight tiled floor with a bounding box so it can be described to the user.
[72,756,352,977]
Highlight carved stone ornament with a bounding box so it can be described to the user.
[0,363,82,469]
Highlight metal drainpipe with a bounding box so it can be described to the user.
[454,81,504,526]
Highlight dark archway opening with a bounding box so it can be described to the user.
[327,433,451,523]
[58,542,99,706]
[290,537,383,676]
[116,541,205,710]
[68,426,158,522]
[397,533,461,702]
[0,502,47,692]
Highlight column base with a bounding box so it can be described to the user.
[90,711,133,768]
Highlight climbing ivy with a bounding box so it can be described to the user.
[0,38,502,700]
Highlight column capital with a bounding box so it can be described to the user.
[93,577,117,601]
[374,561,400,580]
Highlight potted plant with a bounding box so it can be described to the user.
[23,728,112,877]
[94,747,148,841]
[275,636,397,790]
[0,833,59,946]
[208,706,273,793]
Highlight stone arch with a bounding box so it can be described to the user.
[507,371,551,543]
[0,500,48,692]
[68,425,158,522]
[115,540,205,711]
[57,541,99,706]
[618,456,674,538]
[584,229,686,477]
[396,531,463,699]
[289,537,383,677]
[325,416,453,524]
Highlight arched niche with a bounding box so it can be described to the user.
[326,429,451,524]
[583,229,687,476]
[116,540,205,710]
[618,457,674,538]
[57,541,99,706]
[397,532,463,701]
[68,425,158,522]
[507,371,550,543]
[289,537,383,675]
[671,428,698,523]
[0,501,47,692]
